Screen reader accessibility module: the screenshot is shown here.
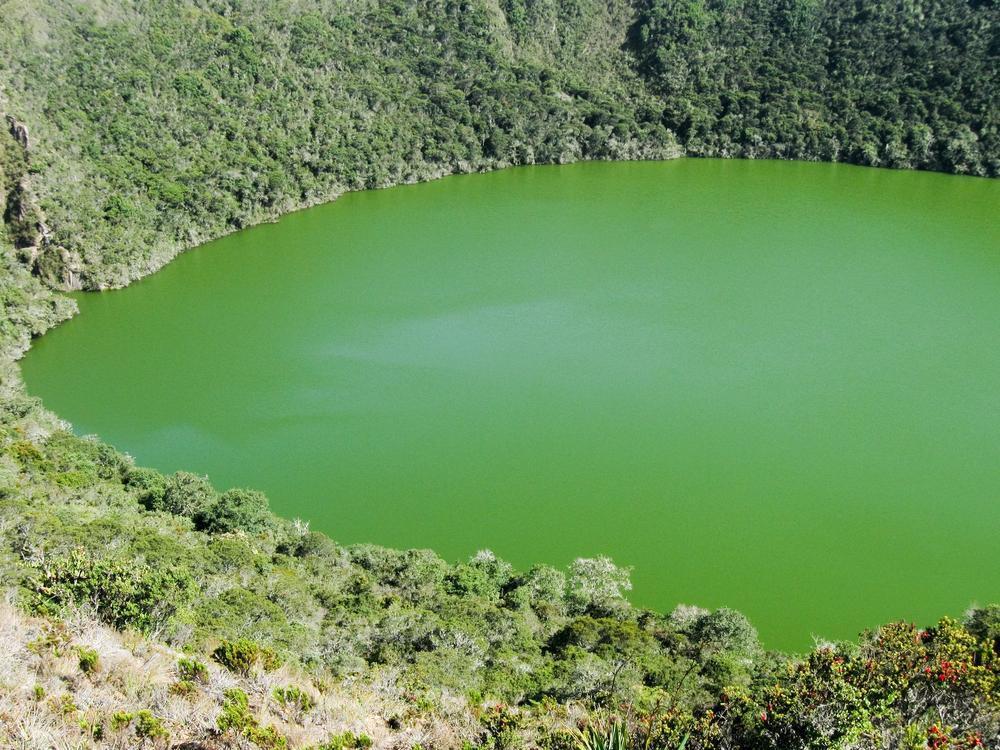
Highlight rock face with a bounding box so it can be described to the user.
[5,114,30,151]
[2,112,83,290]
[30,243,83,289]
[1,114,33,245]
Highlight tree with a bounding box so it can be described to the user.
[690,607,759,656]
[146,470,215,519]
[127,465,167,509]
[199,487,270,534]
[567,557,632,617]
[505,564,567,619]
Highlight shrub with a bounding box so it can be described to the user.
[446,563,500,599]
[217,688,252,731]
[111,710,169,742]
[506,565,567,618]
[690,608,759,656]
[126,466,167,509]
[28,622,71,656]
[218,688,288,749]
[0,454,18,497]
[479,704,524,749]
[158,471,216,519]
[313,732,373,749]
[77,645,99,674]
[11,440,47,471]
[32,547,195,632]
[194,588,298,648]
[176,656,208,683]
[273,684,316,713]
[169,679,198,697]
[52,693,77,715]
[965,605,1000,653]
[199,487,270,534]
[566,557,632,617]
[79,718,104,741]
[110,711,133,731]
[134,710,169,741]
[448,549,514,599]
[212,638,281,675]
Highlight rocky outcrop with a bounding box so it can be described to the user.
[1,112,83,290]
[5,113,30,151]
[34,243,84,289]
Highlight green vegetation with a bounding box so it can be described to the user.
[0,0,997,746]
[218,688,288,749]
[632,0,997,172]
[76,645,99,674]
[274,684,317,714]
[0,0,673,289]
[313,732,374,750]
[111,709,170,743]
[213,637,282,675]
[576,722,635,750]
[176,656,209,683]
[32,545,196,632]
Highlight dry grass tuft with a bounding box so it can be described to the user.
[0,596,485,748]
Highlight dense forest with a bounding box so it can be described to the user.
[631,0,997,169]
[0,0,998,747]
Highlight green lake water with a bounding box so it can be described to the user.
[21,159,1000,650]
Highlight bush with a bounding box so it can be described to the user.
[169,679,198,697]
[111,710,169,742]
[505,564,567,619]
[110,711,133,731]
[194,588,296,647]
[218,688,288,749]
[212,638,281,675]
[134,710,169,741]
[176,656,208,683]
[273,684,316,713]
[690,608,759,656]
[566,557,632,617]
[0,454,20,497]
[199,487,270,534]
[313,732,373,750]
[126,466,167,509]
[158,471,216,519]
[76,646,99,674]
[965,605,1000,653]
[32,547,195,632]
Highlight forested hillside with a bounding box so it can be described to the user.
[0,0,998,747]
[632,0,997,169]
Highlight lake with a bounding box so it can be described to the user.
[21,159,1000,650]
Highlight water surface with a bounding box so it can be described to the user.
[22,160,1000,649]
